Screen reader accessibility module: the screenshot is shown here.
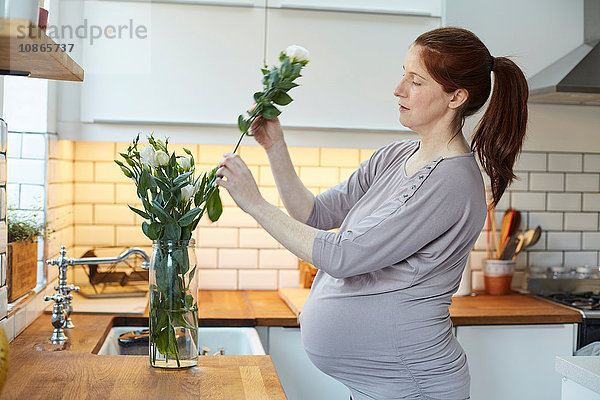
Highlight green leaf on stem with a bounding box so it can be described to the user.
[273,91,293,106]
[262,104,281,119]
[152,201,173,224]
[178,207,202,227]
[206,187,223,222]
[147,222,161,240]
[173,170,194,186]
[277,81,299,90]
[128,205,150,219]
[164,221,181,240]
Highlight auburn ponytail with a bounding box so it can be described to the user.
[414,28,529,208]
[471,57,528,207]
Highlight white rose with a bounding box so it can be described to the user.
[140,146,158,168]
[181,184,195,203]
[155,150,170,166]
[178,156,192,171]
[284,45,310,63]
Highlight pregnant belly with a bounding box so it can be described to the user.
[300,291,400,358]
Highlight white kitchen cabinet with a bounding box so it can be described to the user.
[561,377,600,400]
[456,324,576,400]
[267,326,350,400]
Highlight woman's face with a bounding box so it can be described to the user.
[393,45,456,133]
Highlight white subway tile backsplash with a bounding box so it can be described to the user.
[565,174,599,192]
[511,192,545,211]
[239,228,279,249]
[471,270,484,291]
[508,172,529,191]
[528,251,563,266]
[529,173,563,191]
[564,251,598,267]
[468,251,487,271]
[547,232,580,250]
[218,249,258,269]
[258,249,298,269]
[549,153,582,172]
[6,183,19,208]
[7,159,45,184]
[547,193,581,211]
[564,213,599,231]
[21,133,46,159]
[528,212,563,231]
[7,132,22,158]
[238,270,278,290]
[582,232,600,250]
[19,184,45,210]
[583,154,600,173]
[196,227,238,248]
[583,194,600,212]
[278,270,300,289]
[197,269,237,290]
[514,153,546,172]
[195,248,217,269]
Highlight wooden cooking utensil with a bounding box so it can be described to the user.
[496,209,515,259]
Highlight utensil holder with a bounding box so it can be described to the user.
[483,259,515,295]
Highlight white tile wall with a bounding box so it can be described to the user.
[511,192,546,211]
[583,154,600,172]
[582,232,600,250]
[218,249,258,269]
[565,174,599,192]
[528,212,563,231]
[583,194,600,212]
[547,232,581,250]
[21,134,46,159]
[258,249,298,269]
[197,269,237,290]
[514,153,546,171]
[564,213,598,231]
[528,251,563,266]
[7,159,45,184]
[529,173,563,191]
[564,251,598,266]
[278,270,300,289]
[238,269,278,290]
[548,154,582,172]
[547,193,581,211]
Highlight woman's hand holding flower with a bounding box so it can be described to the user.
[215,153,265,215]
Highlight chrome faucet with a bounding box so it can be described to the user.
[45,245,150,340]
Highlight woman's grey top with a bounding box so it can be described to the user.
[300,139,487,400]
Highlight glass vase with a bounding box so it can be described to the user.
[148,239,198,368]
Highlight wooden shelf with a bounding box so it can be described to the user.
[0,18,84,81]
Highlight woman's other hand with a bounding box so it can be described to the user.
[248,115,285,151]
[215,153,266,215]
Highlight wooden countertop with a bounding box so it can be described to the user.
[5,313,286,399]
[277,289,582,325]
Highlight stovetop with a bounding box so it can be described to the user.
[537,292,600,318]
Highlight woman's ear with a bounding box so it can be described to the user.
[449,88,468,109]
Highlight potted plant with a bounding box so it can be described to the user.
[6,209,47,302]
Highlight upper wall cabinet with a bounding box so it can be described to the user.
[78,1,265,125]
[75,1,439,131]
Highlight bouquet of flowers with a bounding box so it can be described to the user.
[115,135,222,367]
[115,44,309,367]
[233,44,310,152]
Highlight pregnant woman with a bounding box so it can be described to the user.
[215,27,528,399]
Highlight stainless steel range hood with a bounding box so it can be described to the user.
[528,0,600,105]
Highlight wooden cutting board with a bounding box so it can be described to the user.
[278,288,310,319]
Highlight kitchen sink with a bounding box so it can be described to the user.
[94,316,265,356]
